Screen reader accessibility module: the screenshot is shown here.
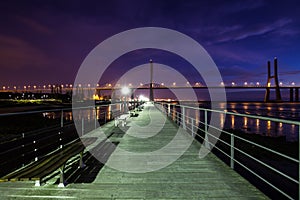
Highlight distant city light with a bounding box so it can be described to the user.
[231,82,235,86]
[172,82,176,86]
[220,82,224,86]
[244,82,248,86]
[256,82,260,86]
[291,82,295,86]
[279,82,283,86]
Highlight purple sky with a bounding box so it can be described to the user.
[1,0,300,87]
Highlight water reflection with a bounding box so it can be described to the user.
[42,105,114,123]
[168,102,300,142]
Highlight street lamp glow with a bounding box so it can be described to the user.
[121,86,130,95]
[139,95,149,102]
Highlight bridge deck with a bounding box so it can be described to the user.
[0,102,268,199]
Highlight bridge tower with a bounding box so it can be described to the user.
[149,59,154,101]
[264,57,282,102]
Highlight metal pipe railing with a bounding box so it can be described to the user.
[156,102,299,200]
[0,103,127,177]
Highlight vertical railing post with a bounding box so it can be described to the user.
[204,110,210,149]
[191,118,194,137]
[230,134,235,169]
[182,106,186,130]
[22,133,25,167]
[94,107,97,130]
[81,117,84,136]
[60,110,63,128]
[104,112,107,124]
[33,140,38,161]
[58,131,62,149]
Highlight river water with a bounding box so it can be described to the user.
[168,102,300,142]
[39,102,300,142]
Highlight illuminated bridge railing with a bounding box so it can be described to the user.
[155,102,299,200]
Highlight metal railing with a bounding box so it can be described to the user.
[0,103,130,177]
[156,102,299,200]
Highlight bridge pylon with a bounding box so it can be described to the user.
[264,57,282,102]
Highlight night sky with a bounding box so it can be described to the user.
[1,0,300,87]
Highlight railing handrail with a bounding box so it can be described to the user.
[0,103,123,117]
[171,103,300,125]
[155,102,299,200]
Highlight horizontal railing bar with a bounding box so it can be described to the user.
[234,156,294,200]
[233,145,298,184]
[156,102,298,200]
[205,123,298,163]
[0,103,122,117]
[164,103,300,125]
[194,131,294,200]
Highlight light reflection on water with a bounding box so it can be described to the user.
[172,102,300,142]
[42,104,117,123]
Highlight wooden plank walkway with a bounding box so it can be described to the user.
[0,102,269,199]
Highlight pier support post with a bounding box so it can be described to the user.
[295,88,299,102]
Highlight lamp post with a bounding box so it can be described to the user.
[121,86,130,113]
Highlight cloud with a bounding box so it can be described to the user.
[214,18,293,43]
[221,0,265,13]
[17,16,53,35]
[0,35,49,69]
